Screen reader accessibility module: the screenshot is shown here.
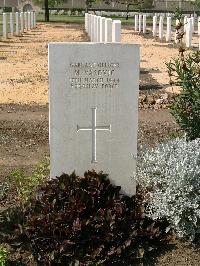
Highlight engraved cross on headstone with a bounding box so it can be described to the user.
[77,107,111,163]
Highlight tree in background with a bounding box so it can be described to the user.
[85,0,97,12]
[33,0,63,22]
[102,0,141,19]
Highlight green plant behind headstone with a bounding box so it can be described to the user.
[12,158,50,202]
[166,9,200,140]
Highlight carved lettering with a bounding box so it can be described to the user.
[69,62,120,89]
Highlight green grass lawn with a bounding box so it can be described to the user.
[36,14,177,27]
[36,14,138,26]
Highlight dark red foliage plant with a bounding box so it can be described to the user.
[19,171,168,265]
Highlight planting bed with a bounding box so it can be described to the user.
[0,23,199,265]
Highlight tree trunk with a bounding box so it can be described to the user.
[44,0,49,22]
[85,1,88,13]
[126,5,129,20]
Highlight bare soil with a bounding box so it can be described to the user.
[0,23,199,265]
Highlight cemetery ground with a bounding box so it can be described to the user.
[0,22,200,265]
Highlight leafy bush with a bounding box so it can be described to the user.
[0,182,9,201]
[167,51,200,140]
[12,158,50,202]
[0,247,8,266]
[136,137,200,240]
[167,9,200,140]
[17,171,168,265]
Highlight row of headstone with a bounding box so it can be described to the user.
[135,14,200,49]
[85,13,121,43]
[2,11,36,39]
[49,10,86,16]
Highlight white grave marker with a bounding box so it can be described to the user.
[166,16,171,42]
[20,12,24,33]
[3,13,7,38]
[28,12,31,30]
[15,12,19,35]
[100,17,106,42]
[49,43,139,195]
[135,14,138,31]
[24,12,28,30]
[198,17,200,36]
[153,15,157,37]
[139,14,142,33]
[85,13,88,32]
[143,15,146,34]
[159,16,164,39]
[112,20,121,42]
[97,16,101,42]
[10,12,14,36]
[105,18,112,42]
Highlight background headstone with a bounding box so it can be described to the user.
[153,15,157,37]
[105,18,112,42]
[112,20,121,42]
[3,13,7,38]
[10,12,14,36]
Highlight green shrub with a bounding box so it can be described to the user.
[12,158,49,202]
[136,137,200,240]
[167,50,200,140]
[167,9,200,140]
[0,247,8,266]
[16,171,168,265]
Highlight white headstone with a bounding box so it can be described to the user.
[15,12,19,35]
[153,15,157,37]
[24,12,28,30]
[92,15,96,42]
[184,16,187,33]
[85,13,88,32]
[159,16,164,39]
[175,19,180,44]
[105,18,112,43]
[88,14,91,37]
[112,20,121,42]
[198,17,200,36]
[100,17,106,42]
[20,12,24,33]
[3,13,7,38]
[90,15,94,41]
[185,18,192,48]
[31,11,34,29]
[143,15,146,34]
[27,12,31,30]
[10,12,14,36]
[139,14,142,33]
[97,16,101,42]
[135,14,138,31]
[94,16,98,42]
[33,11,36,28]
[49,43,139,195]
[166,16,171,42]
[191,16,194,33]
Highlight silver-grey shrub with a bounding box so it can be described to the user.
[136,137,200,240]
